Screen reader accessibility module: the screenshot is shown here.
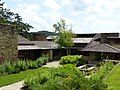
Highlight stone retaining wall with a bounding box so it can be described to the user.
[0,24,18,62]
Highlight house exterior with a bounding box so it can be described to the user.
[46,34,94,55]
[18,35,40,60]
[18,35,62,60]
[0,24,17,62]
[81,33,120,62]
[18,32,120,61]
[18,33,93,60]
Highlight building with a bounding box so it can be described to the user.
[18,35,63,60]
[46,34,94,55]
[18,35,40,60]
[32,33,47,41]
[0,24,17,62]
[81,33,120,62]
[18,32,120,61]
[18,33,94,60]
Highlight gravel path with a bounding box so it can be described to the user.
[43,61,61,68]
[0,81,24,90]
[0,61,61,90]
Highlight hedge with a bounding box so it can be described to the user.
[60,55,84,65]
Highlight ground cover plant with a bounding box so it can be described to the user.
[60,55,84,65]
[104,63,120,90]
[0,57,117,89]
[0,67,49,87]
[25,64,107,90]
[91,62,115,80]
[0,55,49,76]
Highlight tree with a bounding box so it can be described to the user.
[0,3,33,36]
[53,19,74,54]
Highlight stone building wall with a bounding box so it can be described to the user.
[33,33,47,41]
[0,24,18,62]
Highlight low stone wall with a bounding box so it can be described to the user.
[0,24,18,62]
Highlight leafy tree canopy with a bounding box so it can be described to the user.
[0,5,33,35]
[53,19,74,47]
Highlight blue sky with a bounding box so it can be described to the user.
[2,0,120,33]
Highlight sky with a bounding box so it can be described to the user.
[2,0,120,34]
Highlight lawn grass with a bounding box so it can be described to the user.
[0,67,49,87]
[105,64,120,90]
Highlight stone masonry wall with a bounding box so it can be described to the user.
[0,24,18,62]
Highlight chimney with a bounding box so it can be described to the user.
[33,33,47,41]
[100,33,109,44]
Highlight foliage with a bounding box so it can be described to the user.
[90,62,115,90]
[91,62,114,80]
[55,30,74,47]
[27,61,38,69]
[0,67,49,87]
[37,54,49,66]
[0,7,33,35]
[14,60,28,71]
[90,76,107,90]
[2,61,20,75]
[53,19,74,47]
[105,63,120,90]
[0,55,49,76]
[25,65,107,90]
[60,55,84,65]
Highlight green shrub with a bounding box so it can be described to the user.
[91,62,114,80]
[37,55,49,66]
[90,61,114,90]
[25,69,52,90]
[25,65,107,90]
[60,55,84,65]
[41,54,49,64]
[3,61,20,74]
[90,76,107,90]
[0,55,49,76]
[27,61,38,69]
[37,58,44,67]
[0,64,6,76]
[14,60,28,71]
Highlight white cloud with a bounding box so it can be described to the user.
[11,3,50,32]
[11,0,22,2]
[61,0,72,6]
[83,0,120,13]
[17,3,40,11]
[43,0,61,10]
[67,0,120,33]
[7,0,120,33]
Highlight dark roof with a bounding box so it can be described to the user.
[72,38,92,44]
[108,37,120,39]
[30,31,57,36]
[82,43,120,53]
[18,35,59,50]
[18,35,34,45]
[82,33,120,53]
[18,35,40,50]
[32,41,59,49]
[18,45,40,50]
[76,33,96,38]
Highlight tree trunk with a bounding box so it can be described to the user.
[67,48,71,55]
